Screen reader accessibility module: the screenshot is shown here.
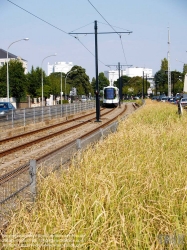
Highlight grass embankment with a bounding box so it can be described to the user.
[3,100,187,249]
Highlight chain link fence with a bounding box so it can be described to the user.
[0,101,95,132]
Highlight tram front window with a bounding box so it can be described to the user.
[104,88,116,99]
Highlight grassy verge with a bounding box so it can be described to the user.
[2,100,187,249]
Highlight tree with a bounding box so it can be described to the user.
[47,72,65,98]
[91,72,109,93]
[66,66,91,96]
[171,71,183,95]
[27,66,42,98]
[0,60,27,102]
[0,63,7,97]
[183,64,187,76]
[114,75,131,89]
[27,66,51,99]
[122,76,146,96]
[161,58,168,71]
[154,68,183,96]
[154,70,168,95]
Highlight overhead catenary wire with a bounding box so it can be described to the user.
[74,37,109,67]
[6,0,109,68]
[98,21,132,32]
[87,0,121,37]
[87,0,131,65]
[7,0,68,35]
[70,22,94,33]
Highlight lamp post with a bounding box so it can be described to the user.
[7,38,29,102]
[60,72,64,104]
[60,67,67,103]
[65,69,77,100]
[41,53,57,106]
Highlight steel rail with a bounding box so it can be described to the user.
[0,104,136,184]
[0,109,114,158]
[0,108,105,145]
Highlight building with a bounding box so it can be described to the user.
[0,48,28,74]
[104,70,126,86]
[104,67,154,90]
[48,62,73,76]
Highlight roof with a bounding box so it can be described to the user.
[0,48,26,61]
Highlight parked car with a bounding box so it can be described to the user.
[168,97,176,104]
[0,102,16,119]
[80,95,87,102]
[180,98,187,108]
[160,97,169,102]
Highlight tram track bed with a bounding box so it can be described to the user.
[0,103,137,176]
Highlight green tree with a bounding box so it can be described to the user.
[0,63,7,97]
[27,66,51,99]
[114,75,131,90]
[183,64,187,76]
[161,58,168,71]
[0,60,27,102]
[171,71,183,95]
[122,76,146,96]
[66,66,91,96]
[47,72,65,98]
[91,72,109,92]
[27,66,42,98]
[154,70,168,95]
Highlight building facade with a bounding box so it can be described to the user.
[0,49,28,74]
[104,67,155,90]
[48,62,73,76]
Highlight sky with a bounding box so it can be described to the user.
[1,0,187,81]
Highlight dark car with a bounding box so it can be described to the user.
[0,102,16,120]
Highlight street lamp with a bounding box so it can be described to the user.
[7,38,29,102]
[60,72,64,104]
[41,53,57,106]
[60,67,67,103]
[65,69,77,100]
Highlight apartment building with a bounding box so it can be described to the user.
[0,48,28,74]
[48,61,73,76]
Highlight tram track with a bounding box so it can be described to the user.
[0,108,113,156]
[0,107,117,171]
[0,103,138,178]
[0,105,127,184]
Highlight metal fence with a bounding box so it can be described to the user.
[0,102,143,226]
[0,120,120,225]
[0,101,96,132]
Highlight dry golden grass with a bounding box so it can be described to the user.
[2,100,187,249]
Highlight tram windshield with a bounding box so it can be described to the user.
[104,88,116,99]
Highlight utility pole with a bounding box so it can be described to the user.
[145,74,147,97]
[94,20,100,122]
[69,21,132,121]
[142,71,144,99]
[167,27,171,97]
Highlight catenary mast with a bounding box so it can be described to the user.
[167,27,171,97]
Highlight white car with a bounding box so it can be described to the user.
[180,98,187,108]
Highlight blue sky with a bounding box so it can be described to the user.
[1,0,187,80]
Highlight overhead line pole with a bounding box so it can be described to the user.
[167,27,171,97]
[69,21,132,122]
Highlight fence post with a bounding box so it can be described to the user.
[115,121,118,132]
[29,159,37,202]
[23,108,26,127]
[76,139,81,149]
[100,128,103,141]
